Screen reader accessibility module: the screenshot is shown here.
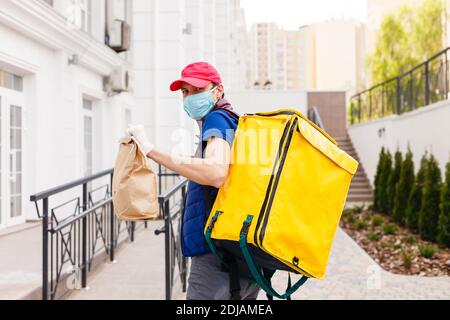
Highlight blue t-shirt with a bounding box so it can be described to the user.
[181,109,238,257]
[201,109,238,150]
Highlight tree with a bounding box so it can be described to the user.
[406,152,428,231]
[379,150,393,213]
[388,149,402,215]
[367,0,444,85]
[373,147,386,211]
[419,154,442,242]
[437,159,450,248]
[412,0,444,61]
[393,146,414,225]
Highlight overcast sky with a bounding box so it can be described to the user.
[240,0,367,29]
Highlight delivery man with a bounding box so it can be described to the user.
[125,62,260,300]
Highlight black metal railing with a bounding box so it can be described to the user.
[155,165,188,300]
[30,168,147,300]
[350,46,449,124]
[307,106,325,129]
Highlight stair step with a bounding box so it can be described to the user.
[334,137,350,142]
[338,142,353,147]
[352,177,369,183]
[350,181,371,188]
[354,172,368,178]
[346,195,374,202]
[335,134,373,200]
[348,189,373,195]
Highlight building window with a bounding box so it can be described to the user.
[10,105,22,218]
[0,70,23,92]
[41,0,53,6]
[79,0,92,33]
[67,0,92,34]
[82,98,93,179]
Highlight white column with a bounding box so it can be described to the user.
[185,0,205,63]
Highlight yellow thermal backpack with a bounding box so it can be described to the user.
[204,108,359,299]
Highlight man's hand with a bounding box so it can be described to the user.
[125,124,154,156]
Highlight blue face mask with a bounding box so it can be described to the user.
[183,86,218,120]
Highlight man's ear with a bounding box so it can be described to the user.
[217,84,225,99]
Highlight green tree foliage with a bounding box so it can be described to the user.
[367,0,444,85]
[379,150,393,213]
[406,152,428,231]
[393,146,414,225]
[373,147,385,211]
[419,154,442,242]
[388,149,402,214]
[437,159,450,248]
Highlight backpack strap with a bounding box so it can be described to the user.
[239,215,308,300]
[223,253,241,300]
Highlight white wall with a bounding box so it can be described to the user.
[314,20,358,92]
[0,1,133,225]
[348,100,450,187]
[227,90,308,115]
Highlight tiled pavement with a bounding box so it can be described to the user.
[67,220,450,300]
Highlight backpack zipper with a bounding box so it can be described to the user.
[259,117,298,246]
[254,117,297,247]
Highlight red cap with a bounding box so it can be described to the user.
[170,62,222,91]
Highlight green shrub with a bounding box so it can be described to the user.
[406,153,428,231]
[419,154,442,242]
[371,214,384,227]
[381,242,393,249]
[437,159,450,248]
[379,150,393,213]
[373,147,386,212]
[355,220,368,231]
[367,232,382,241]
[383,223,398,235]
[393,146,414,226]
[368,203,375,211]
[418,244,437,258]
[401,250,413,270]
[343,210,356,224]
[401,235,416,245]
[353,204,365,214]
[388,149,403,215]
[363,214,371,222]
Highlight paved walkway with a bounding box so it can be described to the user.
[0,222,42,300]
[67,220,450,300]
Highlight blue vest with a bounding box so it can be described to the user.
[181,109,238,257]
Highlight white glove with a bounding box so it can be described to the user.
[125,124,154,155]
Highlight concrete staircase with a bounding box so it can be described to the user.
[334,135,373,203]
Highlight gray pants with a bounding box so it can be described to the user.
[186,253,261,300]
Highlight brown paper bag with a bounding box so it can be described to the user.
[112,136,159,221]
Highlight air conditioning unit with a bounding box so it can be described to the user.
[108,19,131,53]
[104,66,130,93]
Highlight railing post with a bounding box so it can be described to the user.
[110,172,115,262]
[164,199,171,300]
[446,50,449,99]
[42,197,49,300]
[181,185,187,293]
[131,222,135,242]
[158,163,162,195]
[396,77,401,115]
[81,183,88,288]
[409,72,414,111]
[358,95,362,123]
[425,61,430,105]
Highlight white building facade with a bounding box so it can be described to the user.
[132,0,249,158]
[0,0,134,229]
[0,0,252,230]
